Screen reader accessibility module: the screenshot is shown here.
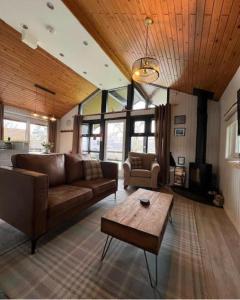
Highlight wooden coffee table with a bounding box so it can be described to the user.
[100,188,174,287]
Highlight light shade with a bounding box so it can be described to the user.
[132,57,159,83]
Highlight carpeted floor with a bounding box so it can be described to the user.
[0,186,207,299]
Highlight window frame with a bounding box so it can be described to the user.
[81,121,101,158]
[130,115,155,153]
[3,118,27,142]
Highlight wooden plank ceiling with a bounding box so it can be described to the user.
[64,0,240,100]
[0,20,97,118]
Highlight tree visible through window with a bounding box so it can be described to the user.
[3,119,27,141]
[29,124,48,152]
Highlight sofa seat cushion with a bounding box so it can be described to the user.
[131,169,151,178]
[48,185,93,218]
[71,178,116,196]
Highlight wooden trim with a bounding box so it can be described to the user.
[60,130,73,133]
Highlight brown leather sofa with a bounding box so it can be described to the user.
[0,153,118,254]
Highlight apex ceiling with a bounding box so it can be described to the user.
[0,20,96,118]
[64,0,240,100]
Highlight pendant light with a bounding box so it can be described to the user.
[132,17,159,83]
[42,92,48,120]
[32,86,39,117]
[49,94,56,122]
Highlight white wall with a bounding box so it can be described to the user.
[170,89,220,187]
[170,90,197,186]
[56,105,78,153]
[219,66,240,234]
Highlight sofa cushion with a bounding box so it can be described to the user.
[65,154,84,184]
[12,154,65,187]
[131,169,151,178]
[129,156,143,169]
[83,160,103,180]
[48,185,93,218]
[71,178,116,196]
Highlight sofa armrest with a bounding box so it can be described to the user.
[151,161,160,188]
[101,161,118,182]
[0,167,49,239]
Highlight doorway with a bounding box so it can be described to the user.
[104,120,126,177]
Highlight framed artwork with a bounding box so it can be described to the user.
[174,115,186,125]
[178,156,185,165]
[174,128,186,136]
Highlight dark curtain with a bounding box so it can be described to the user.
[155,103,171,185]
[72,115,82,154]
[48,120,57,153]
[0,102,4,141]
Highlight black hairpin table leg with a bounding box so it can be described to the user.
[144,250,158,288]
[101,235,113,261]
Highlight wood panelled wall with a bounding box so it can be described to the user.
[0,20,96,118]
[64,0,240,100]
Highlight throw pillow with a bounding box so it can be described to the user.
[130,156,143,169]
[83,160,103,180]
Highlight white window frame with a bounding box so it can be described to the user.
[225,116,240,161]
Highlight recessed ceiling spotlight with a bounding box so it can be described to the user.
[59,53,64,57]
[22,24,28,30]
[45,24,55,34]
[104,64,109,67]
[83,41,88,46]
[83,71,87,75]
[47,2,54,10]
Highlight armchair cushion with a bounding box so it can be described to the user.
[129,156,143,169]
[83,160,103,180]
[131,169,151,178]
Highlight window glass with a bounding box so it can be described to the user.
[90,137,100,152]
[82,137,89,152]
[29,124,48,152]
[81,91,102,115]
[3,119,27,141]
[92,123,101,135]
[81,124,89,135]
[134,121,145,134]
[225,119,239,159]
[107,87,127,112]
[90,152,100,160]
[133,88,146,110]
[131,136,145,153]
[147,136,155,153]
[151,120,155,133]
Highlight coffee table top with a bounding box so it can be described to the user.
[102,188,173,238]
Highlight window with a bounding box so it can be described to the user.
[3,119,27,141]
[81,91,102,115]
[29,124,48,152]
[130,118,155,153]
[107,86,127,112]
[225,119,240,160]
[81,122,101,159]
[133,88,147,110]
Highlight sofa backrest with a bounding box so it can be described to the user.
[128,152,156,170]
[64,153,84,183]
[12,154,65,187]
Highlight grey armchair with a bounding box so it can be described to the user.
[123,152,160,190]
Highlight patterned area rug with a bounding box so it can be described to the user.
[0,190,206,299]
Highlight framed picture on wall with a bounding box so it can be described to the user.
[174,115,186,124]
[178,156,185,165]
[174,128,186,136]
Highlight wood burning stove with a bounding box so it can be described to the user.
[189,89,214,197]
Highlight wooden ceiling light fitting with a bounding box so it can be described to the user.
[132,17,159,84]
